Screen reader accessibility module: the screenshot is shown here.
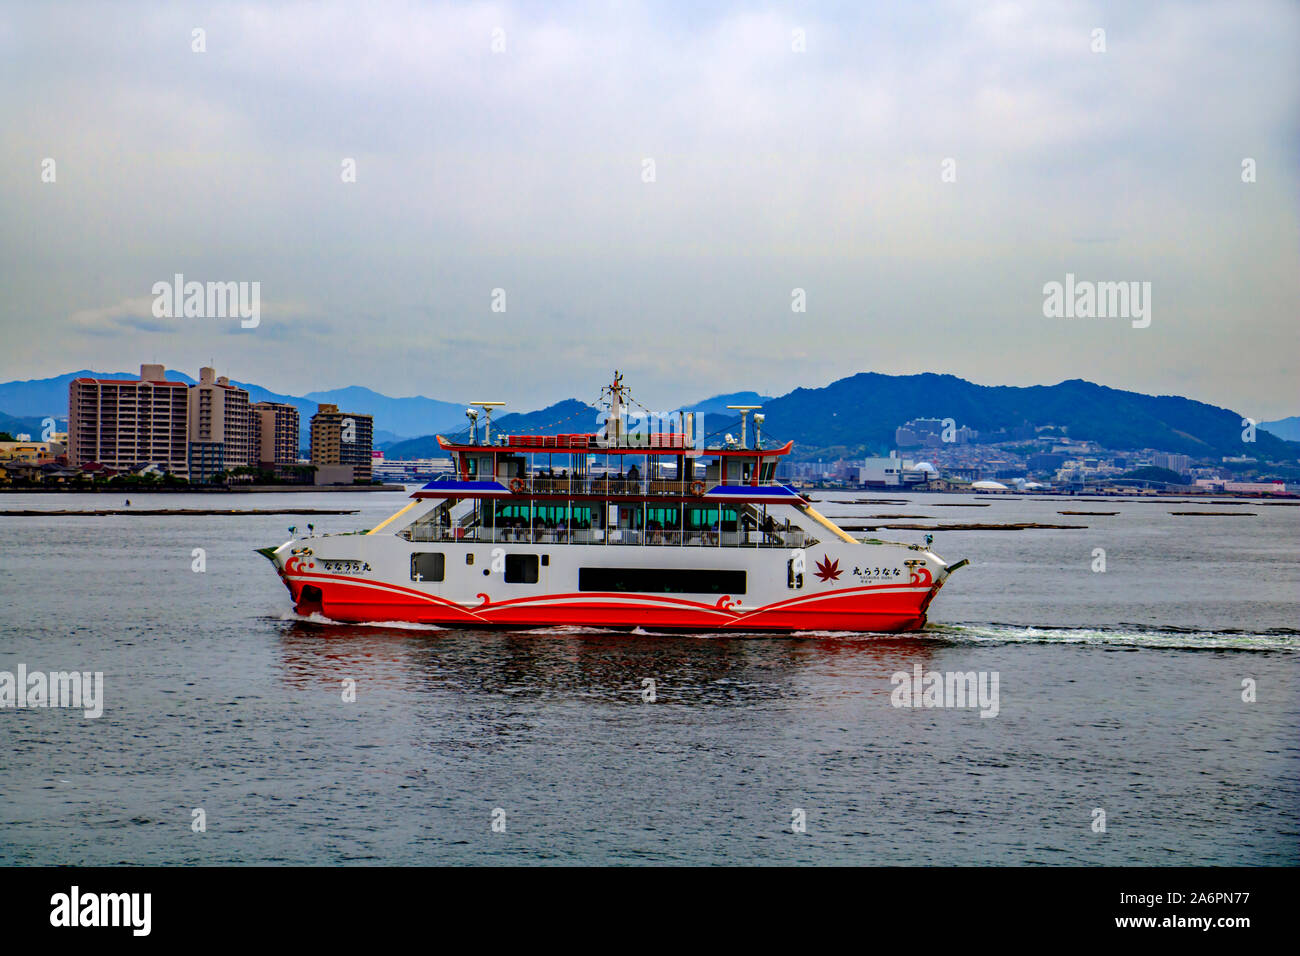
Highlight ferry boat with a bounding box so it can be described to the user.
[263,374,967,633]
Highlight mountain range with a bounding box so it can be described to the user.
[0,369,1294,464]
[1260,416,1300,442]
[753,374,1296,461]
[381,375,1296,462]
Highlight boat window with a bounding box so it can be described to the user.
[578,567,746,594]
[504,554,539,584]
[684,506,737,528]
[410,552,445,582]
[645,506,680,526]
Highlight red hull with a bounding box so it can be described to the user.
[279,570,944,634]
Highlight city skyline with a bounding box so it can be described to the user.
[5,358,1296,442]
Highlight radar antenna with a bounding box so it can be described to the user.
[726,405,763,448]
[468,401,505,446]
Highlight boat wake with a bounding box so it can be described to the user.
[926,622,1300,652]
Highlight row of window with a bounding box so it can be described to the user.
[490,503,743,528]
[412,551,545,583]
[409,551,746,593]
[577,567,745,594]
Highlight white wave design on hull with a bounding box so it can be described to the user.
[277,611,447,631]
[274,610,1297,650]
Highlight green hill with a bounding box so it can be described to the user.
[754,373,1295,461]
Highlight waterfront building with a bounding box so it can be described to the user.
[310,403,374,483]
[187,367,253,482]
[252,401,301,477]
[67,364,190,475]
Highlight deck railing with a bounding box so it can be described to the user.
[402,524,816,549]
[467,475,792,497]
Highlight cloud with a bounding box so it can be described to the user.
[1,0,1297,416]
[66,298,177,336]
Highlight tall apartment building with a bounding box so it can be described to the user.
[251,401,301,474]
[187,367,253,482]
[1151,452,1191,475]
[310,403,374,483]
[67,364,190,474]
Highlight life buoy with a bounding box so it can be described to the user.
[690,480,706,496]
[510,477,526,494]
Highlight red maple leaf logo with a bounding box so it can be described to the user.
[813,555,842,582]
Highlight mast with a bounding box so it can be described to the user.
[599,370,629,447]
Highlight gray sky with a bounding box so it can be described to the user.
[2,1,1297,417]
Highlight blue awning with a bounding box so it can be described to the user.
[705,484,804,501]
[413,479,511,498]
